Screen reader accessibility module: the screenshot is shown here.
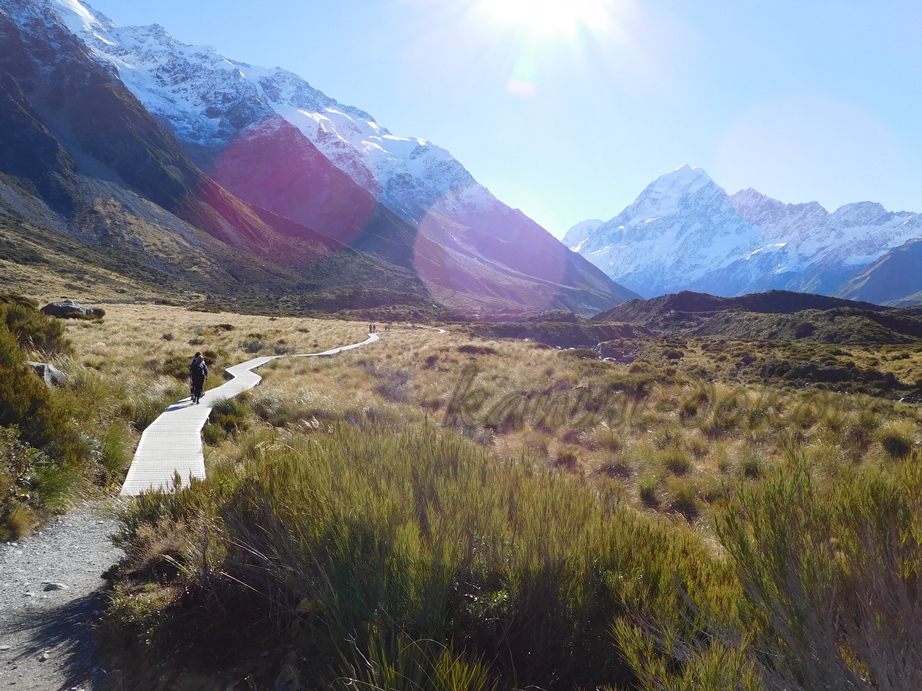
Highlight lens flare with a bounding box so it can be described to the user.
[478,0,613,38]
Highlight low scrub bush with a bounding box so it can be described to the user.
[240,339,267,354]
[105,423,729,690]
[0,294,72,357]
[458,344,498,356]
[619,455,922,690]
[659,447,692,476]
[878,420,917,459]
[664,477,699,521]
[121,381,186,432]
[638,475,659,507]
[208,395,250,437]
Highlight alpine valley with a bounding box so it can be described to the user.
[0,0,635,318]
[565,165,922,306]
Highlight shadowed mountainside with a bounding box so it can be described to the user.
[593,290,922,346]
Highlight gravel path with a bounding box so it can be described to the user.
[0,502,122,690]
[0,331,408,688]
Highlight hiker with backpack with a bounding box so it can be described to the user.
[189,351,208,404]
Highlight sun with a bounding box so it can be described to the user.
[477,0,613,39]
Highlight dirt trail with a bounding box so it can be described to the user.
[0,502,122,690]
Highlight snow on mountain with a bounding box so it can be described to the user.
[36,0,632,313]
[729,190,922,294]
[568,166,922,301]
[569,166,768,297]
[49,0,503,226]
[563,219,604,252]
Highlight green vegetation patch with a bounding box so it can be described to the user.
[104,423,729,689]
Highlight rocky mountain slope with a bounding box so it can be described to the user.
[565,166,922,305]
[0,0,433,316]
[41,0,634,316]
[834,237,922,307]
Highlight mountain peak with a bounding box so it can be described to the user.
[629,164,721,217]
[731,187,768,205]
[653,164,711,187]
[49,0,114,35]
[643,165,714,196]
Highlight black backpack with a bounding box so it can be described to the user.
[189,357,207,377]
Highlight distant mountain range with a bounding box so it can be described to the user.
[0,0,635,317]
[565,166,922,306]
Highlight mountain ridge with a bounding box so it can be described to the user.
[566,166,922,305]
[1,0,636,317]
[46,0,635,315]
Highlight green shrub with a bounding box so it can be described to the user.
[659,447,692,476]
[701,390,747,438]
[201,423,223,446]
[209,396,250,436]
[638,475,659,507]
[106,423,725,690]
[97,420,133,478]
[664,478,699,520]
[336,633,498,691]
[122,382,186,432]
[594,426,622,451]
[878,421,916,459]
[0,294,72,356]
[160,356,191,380]
[620,456,922,689]
[738,448,764,479]
[0,337,86,466]
[0,424,83,536]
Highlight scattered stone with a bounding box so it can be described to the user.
[26,362,67,387]
[38,652,48,662]
[275,651,303,691]
[41,582,69,591]
[0,645,10,651]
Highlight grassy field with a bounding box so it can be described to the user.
[4,297,922,689]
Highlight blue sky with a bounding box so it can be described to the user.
[86,0,922,238]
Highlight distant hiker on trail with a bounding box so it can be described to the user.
[189,351,208,404]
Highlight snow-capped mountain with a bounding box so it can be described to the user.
[565,166,922,303]
[561,219,605,253]
[50,0,507,225]
[565,166,766,297]
[44,0,634,313]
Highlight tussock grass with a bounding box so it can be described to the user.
[51,303,921,687]
[107,422,729,689]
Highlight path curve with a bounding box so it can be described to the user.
[121,333,380,496]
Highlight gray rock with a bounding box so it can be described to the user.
[42,582,69,591]
[27,362,67,386]
[275,651,303,691]
[40,300,104,320]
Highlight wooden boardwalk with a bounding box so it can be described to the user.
[121,334,379,496]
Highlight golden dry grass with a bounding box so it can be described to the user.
[56,303,922,529]
[63,303,369,370]
[78,307,922,689]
